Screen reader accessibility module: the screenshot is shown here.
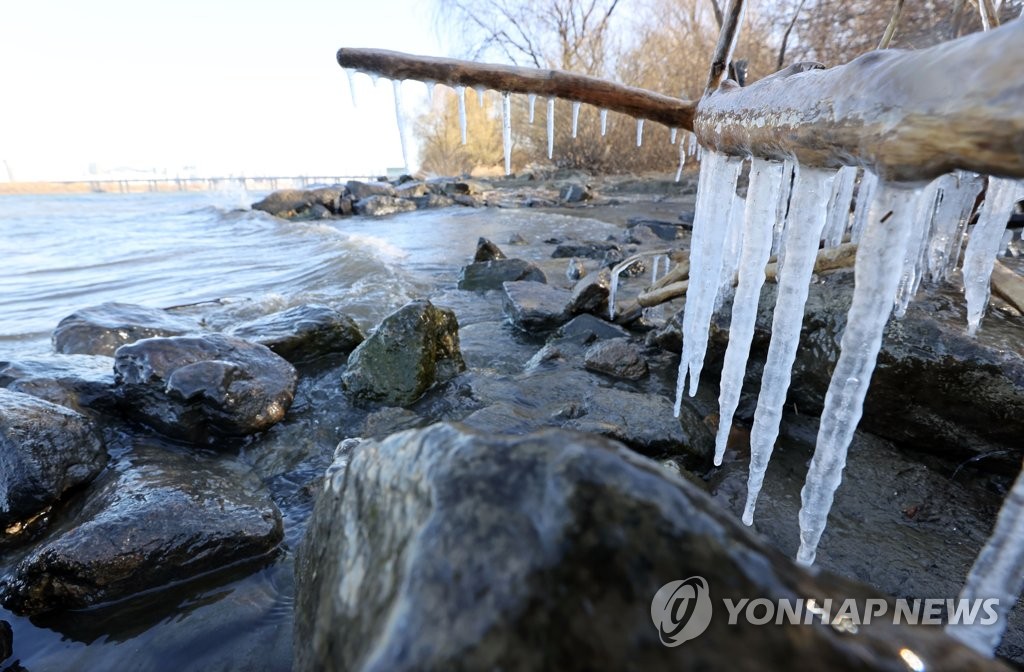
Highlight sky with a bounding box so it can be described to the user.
[0,0,448,181]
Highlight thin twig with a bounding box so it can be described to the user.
[705,0,747,93]
[776,0,807,71]
[877,0,905,49]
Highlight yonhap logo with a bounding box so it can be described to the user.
[650,577,713,646]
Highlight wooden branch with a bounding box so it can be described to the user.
[337,48,695,131]
[705,0,747,93]
[695,19,1024,181]
[639,280,689,307]
[877,0,905,49]
[650,259,690,290]
[992,260,1024,315]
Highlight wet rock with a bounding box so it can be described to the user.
[559,182,591,203]
[300,203,332,220]
[0,354,115,412]
[0,620,9,664]
[227,304,364,364]
[0,388,107,534]
[554,313,631,342]
[626,218,687,241]
[412,193,456,209]
[567,268,611,316]
[113,333,297,443]
[0,447,283,615]
[551,239,620,260]
[501,281,571,332]
[452,194,481,208]
[52,302,199,357]
[457,259,547,291]
[251,189,313,218]
[341,300,465,406]
[507,232,528,245]
[394,181,428,198]
[473,237,506,262]
[565,257,585,280]
[296,422,996,672]
[583,338,649,380]
[308,186,348,213]
[345,180,396,200]
[353,195,417,217]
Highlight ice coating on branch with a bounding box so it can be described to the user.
[474,85,486,106]
[674,140,687,183]
[670,127,678,145]
[392,80,409,171]
[743,164,836,526]
[850,170,879,243]
[528,93,537,124]
[674,150,744,415]
[571,101,581,138]
[796,181,922,564]
[946,461,1024,656]
[345,68,358,107]
[599,108,608,136]
[636,119,645,147]
[457,86,467,145]
[962,177,1023,335]
[546,98,555,159]
[714,158,785,466]
[822,166,857,248]
[502,93,512,176]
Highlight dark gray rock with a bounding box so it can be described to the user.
[507,232,528,245]
[0,620,9,665]
[584,338,649,380]
[0,388,107,534]
[626,218,688,241]
[300,203,332,220]
[308,186,348,213]
[295,423,997,672]
[567,268,611,316]
[452,194,481,208]
[394,181,428,198]
[501,281,571,332]
[345,180,396,200]
[551,239,620,260]
[412,193,456,209]
[0,354,115,412]
[554,314,632,342]
[52,302,199,357]
[559,182,591,203]
[341,300,465,406]
[353,195,417,217]
[251,189,313,218]
[565,257,585,280]
[473,237,506,262]
[227,304,364,364]
[0,446,283,615]
[113,333,297,443]
[457,259,547,291]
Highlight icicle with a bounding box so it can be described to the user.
[392,80,409,172]
[893,179,941,318]
[935,172,987,281]
[636,119,645,148]
[670,128,678,145]
[946,459,1024,656]
[674,140,687,183]
[546,98,555,160]
[673,151,744,415]
[345,68,358,107]
[571,101,581,139]
[425,80,436,106]
[474,85,486,107]
[599,109,608,136]
[688,133,698,157]
[369,72,381,86]
[743,164,836,526]
[850,171,879,243]
[501,92,512,176]
[716,187,747,310]
[963,177,1023,335]
[651,255,661,283]
[714,158,785,466]
[796,181,923,564]
[457,86,467,145]
[770,160,796,268]
[528,93,537,124]
[822,166,857,248]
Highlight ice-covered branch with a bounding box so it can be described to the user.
[336,48,695,131]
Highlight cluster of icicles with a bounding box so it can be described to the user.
[344,69,697,178]
[677,151,1023,656]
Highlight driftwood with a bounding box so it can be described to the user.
[992,260,1024,315]
[339,19,1024,182]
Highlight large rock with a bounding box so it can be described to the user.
[52,302,199,357]
[0,354,116,412]
[341,300,465,406]
[567,268,611,316]
[473,237,507,262]
[353,195,417,217]
[0,446,283,615]
[346,180,397,200]
[457,259,547,291]
[0,388,107,534]
[583,337,649,380]
[227,304,364,364]
[501,281,571,332]
[295,423,1000,672]
[551,239,620,260]
[113,333,297,443]
[251,189,313,218]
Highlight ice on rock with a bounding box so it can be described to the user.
[743,164,836,526]
[636,119,645,148]
[546,97,555,159]
[962,177,1024,335]
[528,93,537,124]
[714,158,786,466]
[674,150,744,415]
[599,109,608,136]
[501,93,512,176]
[392,80,410,171]
[850,170,879,243]
[946,459,1024,656]
[571,101,581,139]
[822,166,857,248]
[796,181,923,565]
[457,85,468,145]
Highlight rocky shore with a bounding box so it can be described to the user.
[1,173,1022,670]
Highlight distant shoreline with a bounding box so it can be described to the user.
[0,176,368,196]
